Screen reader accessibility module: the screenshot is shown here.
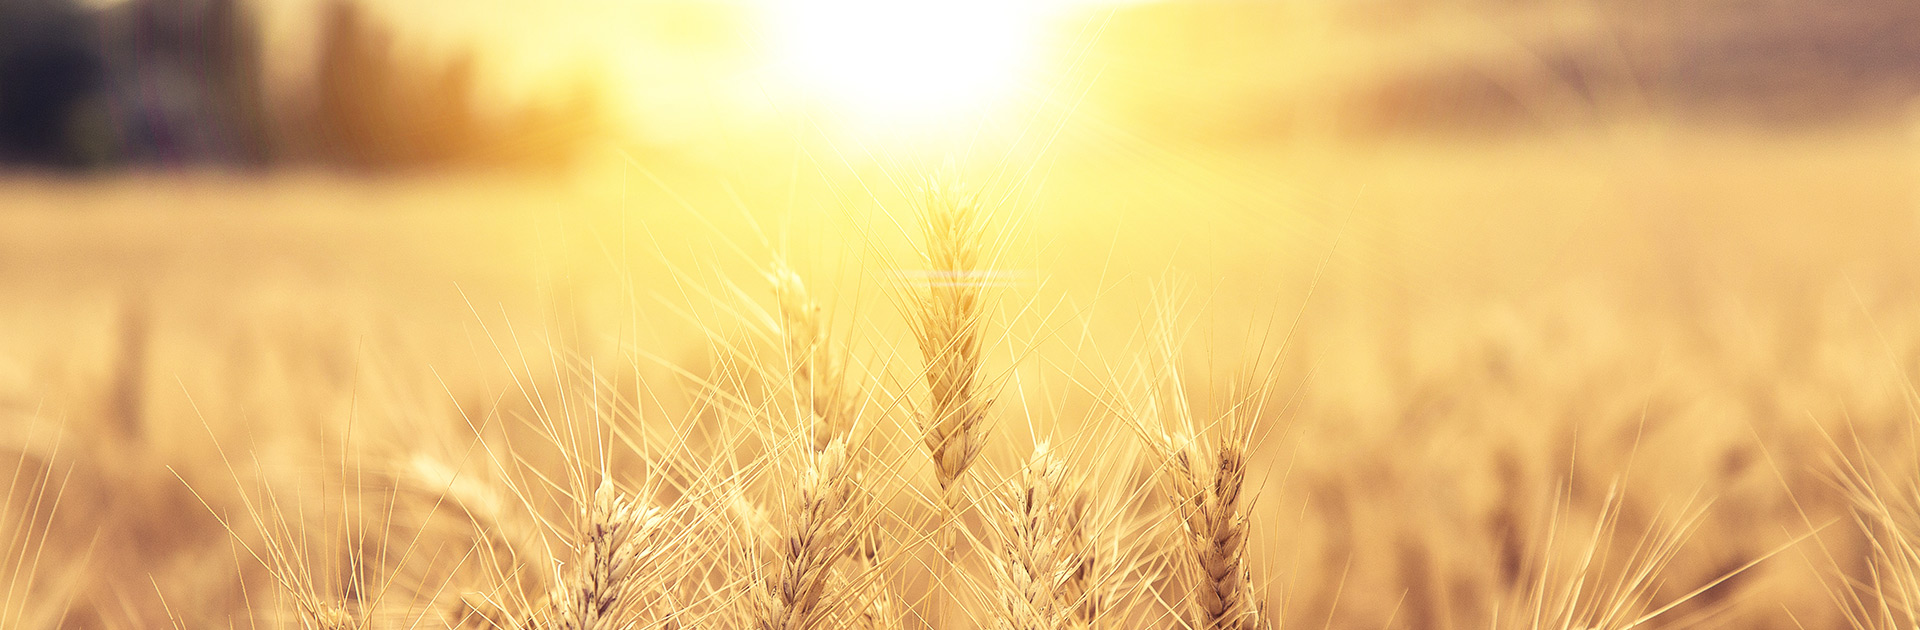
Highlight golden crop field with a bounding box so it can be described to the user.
[6,2,1920,630]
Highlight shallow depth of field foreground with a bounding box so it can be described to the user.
[8,2,1920,630]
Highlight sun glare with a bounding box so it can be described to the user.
[762,0,1044,127]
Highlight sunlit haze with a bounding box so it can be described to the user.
[5,1,1920,629]
[759,0,1048,129]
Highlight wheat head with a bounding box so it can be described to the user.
[908,182,994,495]
[994,442,1071,630]
[769,260,854,452]
[752,437,859,630]
[548,479,665,630]
[1163,425,1260,630]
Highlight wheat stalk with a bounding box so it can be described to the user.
[1127,291,1266,630]
[900,180,999,628]
[847,522,903,630]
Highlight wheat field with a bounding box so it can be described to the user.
[5,119,1920,630]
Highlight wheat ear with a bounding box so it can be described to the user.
[549,479,664,630]
[302,601,357,630]
[770,260,853,451]
[1164,427,1260,630]
[752,438,859,630]
[908,182,993,495]
[994,443,1070,630]
[902,180,998,628]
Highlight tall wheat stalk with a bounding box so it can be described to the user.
[1127,292,1267,630]
[908,181,994,493]
[905,180,995,522]
[901,180,998,626]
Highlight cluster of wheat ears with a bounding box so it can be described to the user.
[0,180,1268,630]
[341,182,1265,630]
[6,177,1920,630]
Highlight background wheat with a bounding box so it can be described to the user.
[0,122,1916,630]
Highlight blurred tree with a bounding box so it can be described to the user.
[0,0,106,167]
[310,0,605,170]
[313,0,404,166]
[103,0,274,165]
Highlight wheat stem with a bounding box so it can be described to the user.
[1058,488,1102,629]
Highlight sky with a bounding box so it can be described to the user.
[246,0,1142,145]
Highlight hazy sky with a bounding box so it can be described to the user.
[231,0,1139,142]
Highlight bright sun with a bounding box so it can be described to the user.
[762,0,1045,127]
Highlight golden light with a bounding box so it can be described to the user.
[761,0,1045,127]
